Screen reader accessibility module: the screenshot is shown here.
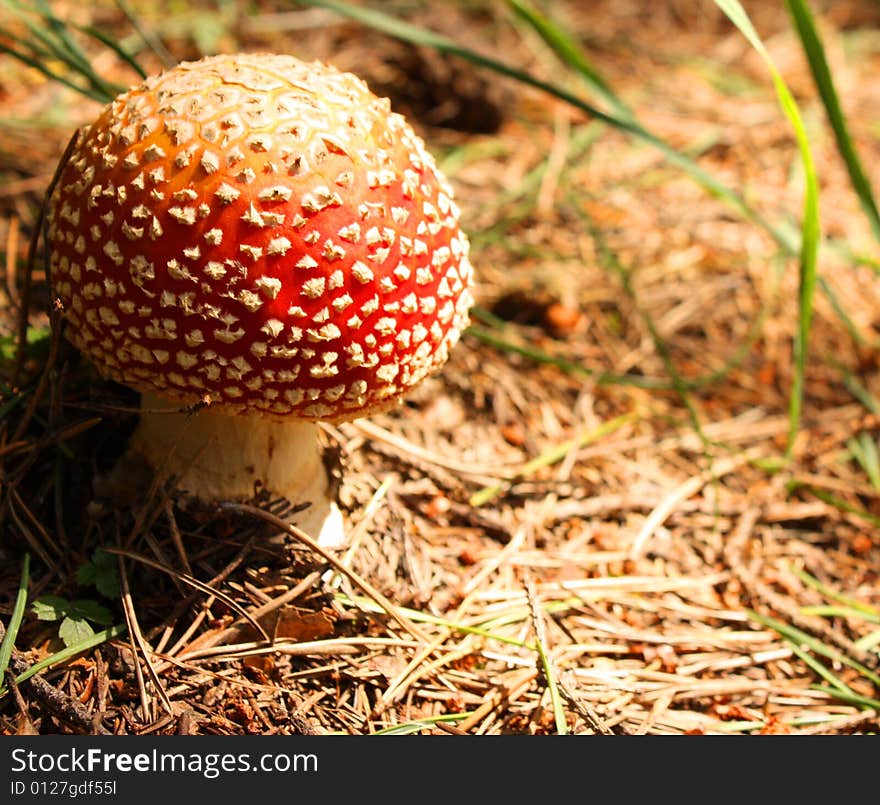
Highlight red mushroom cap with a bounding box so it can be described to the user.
[47,53,473,420]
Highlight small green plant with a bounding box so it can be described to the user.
[30,549,119,648]
[31,596,114,648]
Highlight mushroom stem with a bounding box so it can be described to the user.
[128,393,345,547]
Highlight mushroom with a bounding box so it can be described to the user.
[46,53,473,547]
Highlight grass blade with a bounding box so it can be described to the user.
[839,366,880,414]
[801,605,880,624]
[798,484,880,527]
[0,41,107,102]
[713,0,820,458]
[846,432,880,491]
[0,553,30,691]
[1,0,124,102]
[301,0,836,432]
[791,568,880,654]
[786,0,880,242]
[748,609,880,688]
[787,639,854,694]
[114,0,174,68]
[374,713,471,735]
[470,412,637,506]
[506,0,631,119]
[792,566,880,619]
[811,685,880,711]
[524,576,567,735]
[0,623,128,697]
[77,23,147,80]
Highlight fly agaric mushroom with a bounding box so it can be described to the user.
[47,53,473,546]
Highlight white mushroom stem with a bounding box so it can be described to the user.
[127,392,345,548]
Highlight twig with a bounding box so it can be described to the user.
[523,570,567,734]
[6,676,39,734]
[103,546,270,643]
[373,637,473,716]
[0,620,109,734]
[791,709,878,735]
[456,668,536,733]
[630,448,764,559]
[117,555,173,719]
[167,569,324,664]
[556,675,617,735]
[223,502,430,644]
[724,507,878,669]
[164,500,193,576]
[3,214,20,307]
[349,418,515,479]
[434,720,469,735]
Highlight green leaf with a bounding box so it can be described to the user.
[374,714,471,735]
[0,327,50,363]
[31,595,71,622]
[77,549,120,599]
[58,616,96,648]
[66,599,114,626]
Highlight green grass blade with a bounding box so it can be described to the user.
[0,554,30,691]
[0,41,100,102]
[713,0,820,458]
[535,636,567,734]
[114,0,175,68]
[788,640,854,694]
[0,623,127,697]
[506,0,631,119]
[817,276,868,348]
[77,23,146,80]
[576,197,715,451]
[846,432,880,490]
[1,0,123,102]
[28,1,120,99]
[839,366,880,414]
[787,0,880,242]
[23,0,94,75]
[749,609,880,688]
[470,412,637,506]
[300,0,843,423]
[374,713,471,735]
[466,321,687,390]
[801,605,880,624]
[467,305,765,394]
[853,630,880,653]
[811,685,880,711]
[790,566,880,619]
[13,14,93,76]
[799,484,880,527]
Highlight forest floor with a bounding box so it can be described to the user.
[1,0,880,735]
